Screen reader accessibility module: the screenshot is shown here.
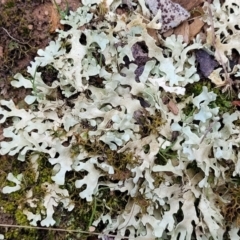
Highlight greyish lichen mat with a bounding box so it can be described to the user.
[1,0,240,239]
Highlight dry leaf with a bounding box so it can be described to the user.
[145,0,190,33]
[232,101,240,107]
[167,99,179,115]
[0,127,4,141]
[208,68,226,86]
[49,4,63,33]
[172,0,205,11]
[174,20,189,44]
[189,18,205,40]
[163,29,174,38]
[0,46,3,58]
[147,28,160,44]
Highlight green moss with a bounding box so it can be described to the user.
[4,227,39,240]
[1,200,16,213]
[138,110,166,137]
[182,102,196,117]
[0,152,50,220]
[4,0,15,8]
[183,80,235,117]
[15,209,28,225]
[212,93,234,114]
[185,80,209,97]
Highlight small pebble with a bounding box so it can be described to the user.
[28,24,33,30]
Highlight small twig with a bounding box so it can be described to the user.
[1,27,29,45]
[0,223,97,234]
[0,223,154,240]
[29,65,39,97]
[52,0,69,19]
[118,202,136,231]
[200,120,217,144]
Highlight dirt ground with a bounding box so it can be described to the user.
[0,0,81,104]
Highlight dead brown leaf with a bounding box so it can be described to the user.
[146,0,190,33]
[0,126,4,141]
[50,4,63,33]
[163,29,174,38]
[189,18,205,40]
[172,0,205,11]
[0,46,3,58]
[174,21,189,43]
[147,28,160,44]
[232,101,240,107]
[172,2,205,42]
[167,99,179,115]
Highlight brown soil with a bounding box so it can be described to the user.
[0,0,81,104]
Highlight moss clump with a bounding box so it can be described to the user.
[72,139,135,183]
[15,209,28,225]
[155,142,178,166]
[185,80,235,115]
[137,110,166,137]
[4,228,39,240]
